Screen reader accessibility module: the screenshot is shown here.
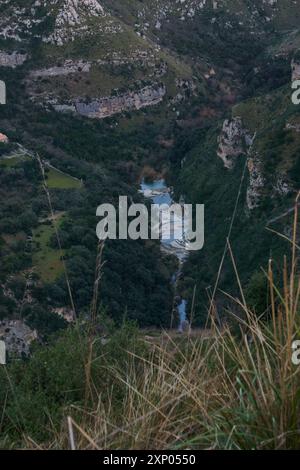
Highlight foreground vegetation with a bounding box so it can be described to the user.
[0,203,299,450]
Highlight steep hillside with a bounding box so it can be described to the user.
[1,0,299,121]
[0,0,199,120]
[172,59,300,323]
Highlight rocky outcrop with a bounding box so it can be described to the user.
[0,51,28,68]
[169,78,196,105]
[52,84,166,119]
[0,0,297,45]
[247,156,291,210]
[217,119,262,209]
[29,50,158,78]
[0,320,37,358]
[286,121,300,133]
[135,0,209,35]
[0,0,108,44]
[246,155,265,210]
[273,176,291,196]
[292,59,300,81]
[0,1,44,42]
[44,0,107,45]
[217,117,251,169]
[217,118,289,211]
[52,307,75,323]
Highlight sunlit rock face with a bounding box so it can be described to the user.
[50,85,166,119]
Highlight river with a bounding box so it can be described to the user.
[140,179,189,331]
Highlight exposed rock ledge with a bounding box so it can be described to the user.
[30,60,92,78]
[0,50,28,68]
[29,51,157,78]
[51,84,166,119]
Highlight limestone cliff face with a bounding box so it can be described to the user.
[217,117,292,211]
[52,84,166,119]
[217,117,250,169]
[217,118,264,210]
